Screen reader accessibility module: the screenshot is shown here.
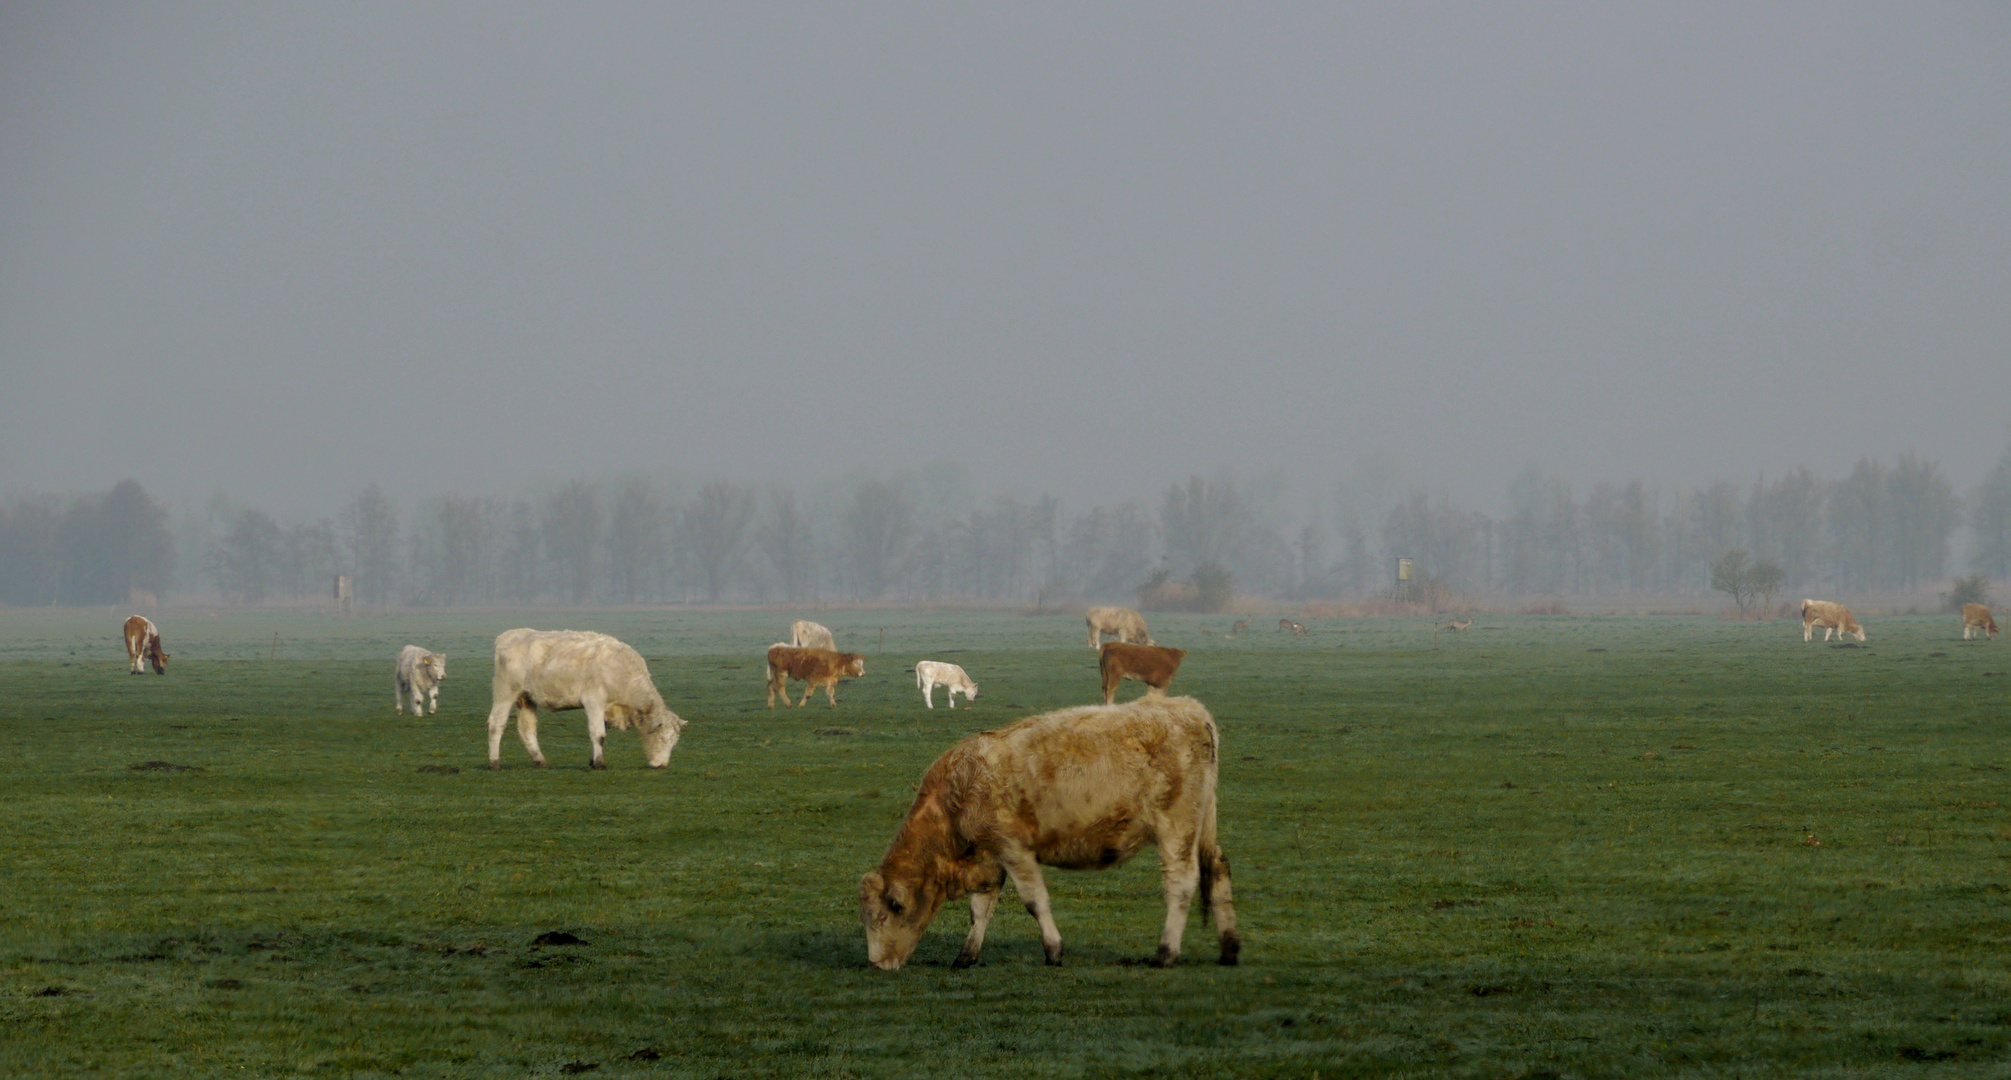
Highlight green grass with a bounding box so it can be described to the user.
[2,607,2007,1078]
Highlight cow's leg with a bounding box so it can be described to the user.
[1151,831,1201,967]
[584,700,608,770]
[1203,845,1240,966]
[486,697,513,769]
[516,702,547,767]
[395,675,407,714]
[947,686,958,709]
[921,677,934,709]
[824,680,840,707]
[767,672,786,708]
[1803,621,1812,642]
[999,850,1064,965]
[954,887,1001,969]
[427,684,439,715]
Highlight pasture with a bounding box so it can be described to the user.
[1,607,2006,1078]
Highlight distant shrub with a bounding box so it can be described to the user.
[1192,563,1235,614]
[1943,574,1990,612]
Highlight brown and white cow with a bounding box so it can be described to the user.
[1099,642,1187,705]
[766,645,865,708]
[1801,599,1867,643]
[1086,606,1152,650]
[789,619,836,651]
[1963,603,1999,640]
[859,695,1238,970]
[123,615,168,675]
[486,629,684,770]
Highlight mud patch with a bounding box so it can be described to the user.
[530,930,588,948]
[417,764,460,774]
[129,761,202,772]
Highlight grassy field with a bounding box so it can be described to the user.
[1,606,2007,1078]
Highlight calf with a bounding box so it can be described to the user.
[1099,642,1187,705]
[1963,603,1999,640]
[790,619,836,651]
[1086,606,1152,650]
[859,695,1238,970]
[486,629,684,770]
[123,615,168,675]
[395,645,447,715]
[767,645,865,708]
[914,660,978,709]
[1801,599,1867,643]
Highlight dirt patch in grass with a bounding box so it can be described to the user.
[530,931,588,947]
[128,761,201,772]
[416,764,460,774]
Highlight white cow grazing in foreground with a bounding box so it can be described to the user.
[790,619,836,650]
[1801,599,1867,643]
[487,629,684,770]
[395,645,447,715]
[914,660,978,709]
[860,695,1238,971]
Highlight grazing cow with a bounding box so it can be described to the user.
[395,645,447,715]
[1099,642,1187,705]
[1801,599,1867,643]
[859,695,1238,970]
[122,615,168,675]
[1442,617,1473,632]
[790,619,836,651]
[767,645,865,708]
[914,660,978,709]
[1963,603,1999,640]
[486,629,684,770]
[1086,606,1152,650]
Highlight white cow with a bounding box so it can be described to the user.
[486,629,685,770]
[915,660,978,709]
[790,619,836,650]
[395,645,447,715]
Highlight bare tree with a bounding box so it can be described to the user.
[543,480,602,604]
[606,477,667,603]
[759,489,815,602]
[843,479,913,599]
[683,481,755,603]
[340,485,401,605]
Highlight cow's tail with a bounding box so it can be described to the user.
[1195,711,1239,965]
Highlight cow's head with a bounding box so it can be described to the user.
[640,707,685,769]
[427,654,447,681]
[844,656,866,678]
[962,681,978,700]
[149,648,169,675]
[859,869,945,970]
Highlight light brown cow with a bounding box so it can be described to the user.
[1099,642,1187,705]
[766,645,865,708]
[1801,599,1867,643]
[1086,606,1152,650]
[486,629,684,770]
[789,619,836,651]
[123,615,168,675]
[1963,603,1999,640]
[859,695,1238,970]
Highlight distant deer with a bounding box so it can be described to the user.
[1225,617,1251,639]
[1442,617,1472,632]
[1279,619,1307,636]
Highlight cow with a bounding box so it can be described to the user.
[1963,603,1999,640]
[395,645,447,715]
[1801,599,1867,643]
[790,619,836,651]
[914,660,978,709]
[767,645,865,708]
[1099,642,1187,705]
[122,615,168,675]
[1085,606,1152,650]
[859,695,1238,970]
[486,629,684,770]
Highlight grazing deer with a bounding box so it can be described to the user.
[1442,617,1472,632]
[1279,619,1307,636]
[1224,617,1251,639]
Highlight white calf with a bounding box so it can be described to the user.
[396,645,447,715]
[915,660,978,709]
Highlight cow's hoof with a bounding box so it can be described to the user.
[533,760,548,769]
[590,760,606,771]
[952,951,979,970]
[1218,935,1241,966]
[488,762,502,772]
[1043,947,1064,967]
[1149,946,1177,968]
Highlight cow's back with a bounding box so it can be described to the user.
[495,629,655,710]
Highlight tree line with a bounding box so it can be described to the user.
[4,441,2010,607]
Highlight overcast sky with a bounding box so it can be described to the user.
[3,3,2007,520]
